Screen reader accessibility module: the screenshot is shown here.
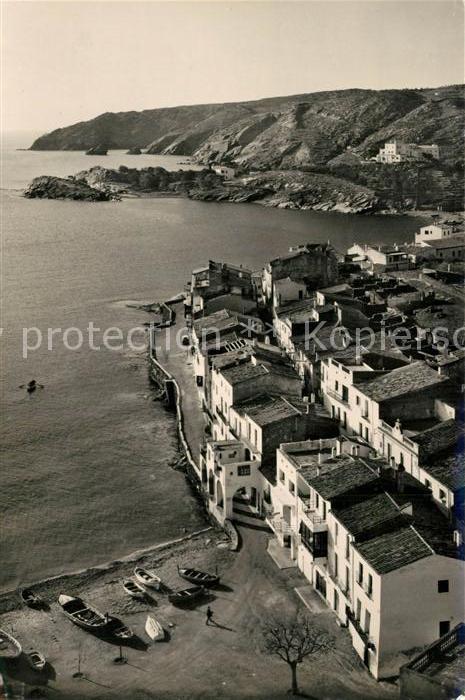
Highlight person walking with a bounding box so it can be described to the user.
[205,606,213,625]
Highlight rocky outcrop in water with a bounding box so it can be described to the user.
[126,147,142,155]
[24,176,112,201]
[85,145,108,155]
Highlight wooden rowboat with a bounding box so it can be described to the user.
[122,578,146,599]
[145,615,164,642]
[26,649,46,671]
[20,588,45,609]
[134,567,161,590]
[168,586,205,606]
[107,617,133,640]
[178,567,220,587]
[0,629,22,658]
[58,594,107,630]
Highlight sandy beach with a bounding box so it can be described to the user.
[0,523,398,700]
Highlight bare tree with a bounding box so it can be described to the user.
[261,612,335,696]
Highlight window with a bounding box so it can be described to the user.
[288,481,295,495]
[346,535,350,560]
[438,579,449,593]
[425,478,432,490]
[399,452,404,467]
[364,427,369,442]
[334,553,339,578]
[342,385,349,402]
[367,573,373,598]
[335,522,339,545]
[334,589,339,613]
[365,610,371,635]
[357,562,364,585]
[279,469,285,483]
[254,429,258,447]
[359,422,363,436]
[315,494,320,509]
[356,396,360,406]
[237,465,251,476]
[335,380,339,392]
[345,566,350,591]
[356,599,361,622]
[439,620,450,637]
[439,489,446,503]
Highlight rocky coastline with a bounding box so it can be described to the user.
[23,166,381,213]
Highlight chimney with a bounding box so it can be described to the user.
[396,464,406,493]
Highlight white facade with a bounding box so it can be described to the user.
[416,223,454,246]
[212,165,235,179]
[376,141,440,164]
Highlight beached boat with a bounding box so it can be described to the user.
[107,617,133,640]
[122,578,146,599]
[145,615,164,642]
[134,567,161,590]
[26,650,46,671]
[0,629,22,658]
[168,586,205,606]
[20,588,45,609]
[178,567,220,587]
[58,594,108,630]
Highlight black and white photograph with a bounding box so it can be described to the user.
[1,1,464,698]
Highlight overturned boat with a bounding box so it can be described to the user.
[178,567,220,588]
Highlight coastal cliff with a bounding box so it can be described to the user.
[29,84,464,211]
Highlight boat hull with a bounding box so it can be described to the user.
[178,568,220,588]
[58,594,107,630]
[145,615,164,642]
[168,586,205,606]
[0,629,22,658]
[134,568,161,590]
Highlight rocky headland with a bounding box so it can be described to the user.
[27,84,464,211]
[23,175,114,201]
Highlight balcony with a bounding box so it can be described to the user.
[326,388,350,406]
[299,498,328,532]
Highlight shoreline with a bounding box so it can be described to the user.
[0,526,218,614]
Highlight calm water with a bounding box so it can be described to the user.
[1,136,424,592]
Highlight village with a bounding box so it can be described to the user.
[153,215,465,695]
[1,218,464,700]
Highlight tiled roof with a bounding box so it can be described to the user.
[423,450,465,491]
[411,419,462,458]
[332,492,401,537]
[299,456,379,499]
[424,235,465,249]
[355,525,433,574]
[221,362,269,385]
[193,309,231,333]
[235,393,302,426]
[355,361,446,402]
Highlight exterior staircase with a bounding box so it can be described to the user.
[232,495,271,531]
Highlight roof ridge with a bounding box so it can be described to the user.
[409,524,436,555]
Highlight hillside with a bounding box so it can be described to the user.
[29,85,464,211]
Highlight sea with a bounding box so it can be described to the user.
[0,132,424,593]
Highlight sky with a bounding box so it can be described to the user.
[2,0,464,134]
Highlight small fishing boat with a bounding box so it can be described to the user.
[134,567,161,590]
[145,615,164,642]
[20,588,45,609]
[26,650,46,671]
[58,594,108,630]
[107,617,133,640]
[0,629,22,658]
[168,586,205,606]
[178,567,220,587]
[122,578,146,599]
